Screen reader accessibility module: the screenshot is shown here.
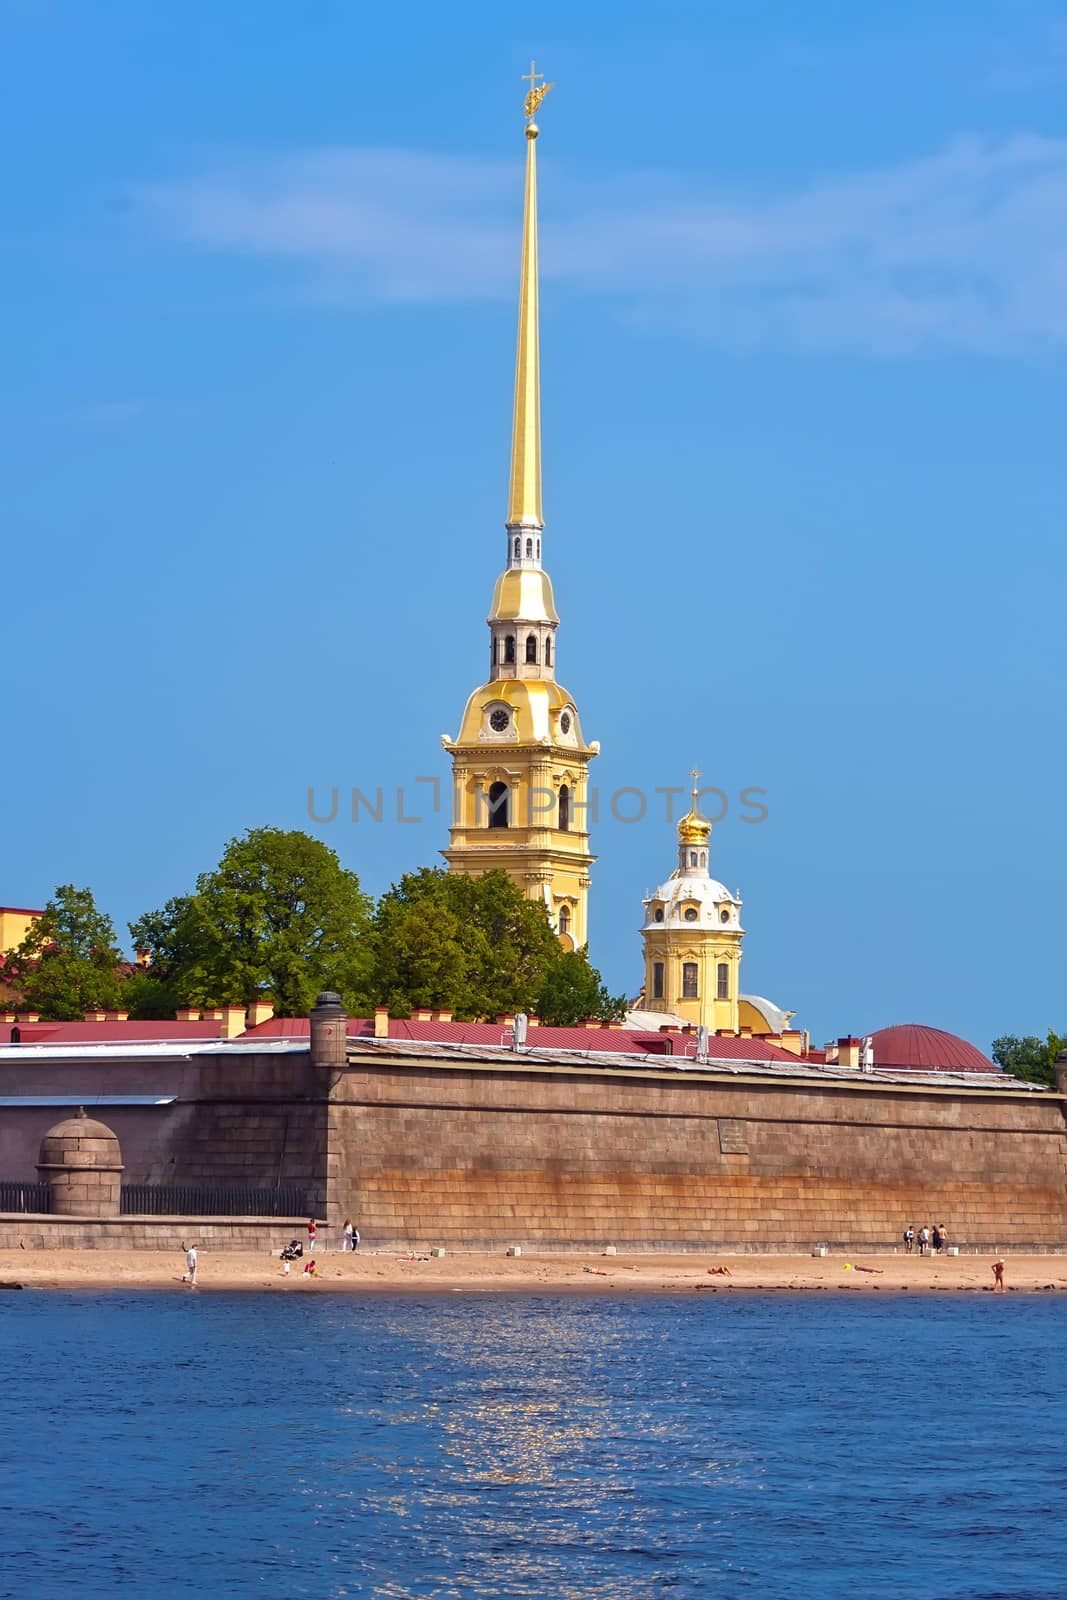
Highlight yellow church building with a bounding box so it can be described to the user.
[442,74,597,951]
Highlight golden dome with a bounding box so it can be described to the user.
[488,568,559,624]
[678,787,712,846]
[446,676,588,749]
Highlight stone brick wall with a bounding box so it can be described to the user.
[326,1053,1067,1252]
[0,1216,306,1251]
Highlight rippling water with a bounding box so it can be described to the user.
[1,1289,1064,1598]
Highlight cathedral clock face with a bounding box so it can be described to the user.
[560,712,571,735]
[489,708,510,733]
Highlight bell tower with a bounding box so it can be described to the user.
[441,67,598,950]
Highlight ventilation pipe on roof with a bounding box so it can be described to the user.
[695,1025,709,1065]
[512,1013,528,1051]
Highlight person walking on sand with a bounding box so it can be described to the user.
[307,1217,317,1257]
[938,1224,948,1253]
[903,1226,914,1254]
[932,1224,943,1254]
[352,1225,360,1252]
[342,1218,354,1252]
[992,1257,1006,1292]
[182,1242,198,1287]
[918,1225,930,1257]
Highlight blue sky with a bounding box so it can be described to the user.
[2,1,1065,1049]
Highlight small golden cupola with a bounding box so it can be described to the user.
[442,66,598,951]
[640,778,744,1030]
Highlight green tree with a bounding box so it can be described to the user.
[130,829,374,1016]
[991,1031,1065,1088]
[536,947,628,1027]
[372,868,562,1019]
[1,885,124,1019]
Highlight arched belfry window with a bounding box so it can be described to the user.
[504,635,515,664]
[487,781,510,829]
[717,962,730,1000]
[525,634,537,663]
[558,784,570,831]
[545,636,552,666]
[492,637,499,666]
[559,905,570,938]
[537,539,541,559]
[513,537,520,557]
[526,537,533,558]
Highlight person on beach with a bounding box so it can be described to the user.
[903,1226,915,1254]
[918,1225,930,1256]
[182,1242,198,1287]
[352,1225,360,1251]
[302,1258,318,1278]
[342,1219,354,1252]
[932,1225,943,1254]
[992,1257,1006,1292]
[307,1218,317,1256]
[938,1224,948,1253]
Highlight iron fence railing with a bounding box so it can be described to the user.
[0,1181,53,1213]
[120,1184,306,1218]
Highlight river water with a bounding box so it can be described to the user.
[0,1289,1063,1598]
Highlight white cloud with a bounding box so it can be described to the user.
[138,135,1067,353]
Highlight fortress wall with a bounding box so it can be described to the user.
[327,1055,1067,1252]
[0,1051,328,1220]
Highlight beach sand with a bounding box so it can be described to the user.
[1,1248,1064,1294]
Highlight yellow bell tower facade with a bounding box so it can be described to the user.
[442,69,598,951]
[640,787,745,1031]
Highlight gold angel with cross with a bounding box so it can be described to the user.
[522,61,554,120]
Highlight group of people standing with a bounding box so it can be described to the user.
[902,1223,949,1256]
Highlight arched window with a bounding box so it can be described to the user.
[716,962,729,1000]
[536,539,541,559]
[526,537,533,557]
[689,851,698,867]
[525,634,537,663]
[513,537,520,557]
[487,781,510,829]
[682,962,698,999]
[544,636,552,666]
[504,635,515,663]
[559,906,570,938]
[700,851,706,868]
[653,906,664,923]
[558,784,570,831]
[492,637,499,666]
[652,961,664,1000]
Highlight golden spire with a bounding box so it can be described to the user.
[507,63,553,530]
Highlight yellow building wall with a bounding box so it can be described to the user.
[0,908,40,956]
[642,930,743,1032]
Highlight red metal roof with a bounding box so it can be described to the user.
[4,1019,224,1043]
[868,1024,997,1074]
[241,1014,805,1061]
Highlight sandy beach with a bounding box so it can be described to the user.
[1,1247,1065,1294]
